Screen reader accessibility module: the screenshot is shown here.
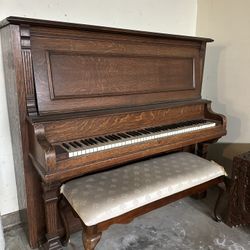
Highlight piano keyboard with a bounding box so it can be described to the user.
[58,119,216,158]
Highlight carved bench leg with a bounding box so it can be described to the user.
[214,181,227,222]
[42,182,63,250]
[82,226,102,250]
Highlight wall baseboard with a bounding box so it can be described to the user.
[2,210,22,231]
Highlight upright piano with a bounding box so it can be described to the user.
[0,17,226,249]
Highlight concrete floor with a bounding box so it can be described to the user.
[4,189,250,250]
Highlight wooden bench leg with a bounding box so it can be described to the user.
[214,181,227,222]
[82,226,102,250]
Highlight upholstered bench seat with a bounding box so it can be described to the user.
[61,152,226,227]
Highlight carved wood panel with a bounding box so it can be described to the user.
[47,52,195,99]
[20,25,38,116]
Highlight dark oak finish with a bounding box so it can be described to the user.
[1,23,46,248]
[226,151,250,227]
[0,16,226,249]
[42,182,63,250]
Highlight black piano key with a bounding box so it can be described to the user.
[95,137,106,143]
[100,137,108,142]
[135,131,143,135]
[85,139,95,145]
[158,125,170,131]
[83,139,92,145]
[69,142,78,148]
[80,140,90,146]
[105,135,116,141]
[97,136,108,142]
[148,128,157,132]
[117,133,130,138]
[127,131,138,136]
[106,135,115,140]
[89,138,98,144]
[62,143,70,150]
[128,132,135,136]
[131,131,138,136]
[153,127,162,132]
[144,128,153,133]
[126,132,133,136]
[111,134,121,140]
[138,129,150,134]
[74,141,82,147]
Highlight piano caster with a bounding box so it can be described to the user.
[42,236,63,250]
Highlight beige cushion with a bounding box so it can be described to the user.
[61,152,226,226]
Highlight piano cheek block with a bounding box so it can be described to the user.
[0,16,226,249]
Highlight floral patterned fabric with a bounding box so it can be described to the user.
[61,152,226,226]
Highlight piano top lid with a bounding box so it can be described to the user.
[0,16,213,43]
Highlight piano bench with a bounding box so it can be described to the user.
[60,152,227,250]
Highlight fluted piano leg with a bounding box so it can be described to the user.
[42,182,63,250]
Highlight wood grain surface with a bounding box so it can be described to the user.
[0,16,226,249]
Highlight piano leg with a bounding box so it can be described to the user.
[42,182,63,250]
[197,142,209,159]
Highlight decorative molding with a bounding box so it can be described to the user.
[20,25,38,116]
[199,42,207,84]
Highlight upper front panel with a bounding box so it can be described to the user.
[30,26,207,115]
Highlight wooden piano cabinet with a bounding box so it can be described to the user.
[0,23,46,248]
[0,16,226,249]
